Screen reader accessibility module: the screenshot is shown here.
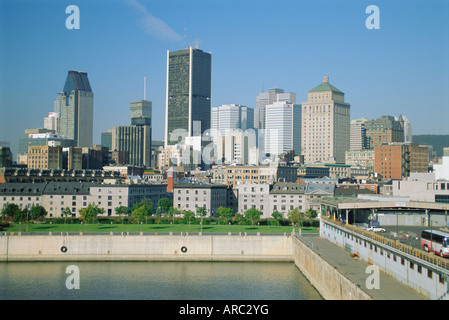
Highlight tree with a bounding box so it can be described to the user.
[233,213,245,224]
[195,206,207,231]
[195,206,207,223]
[79,203,103,224]
[132,205,150,224]
[61,207,72,224]
[168,206,180,224]
[271,210,283,227]
[288,208,308,228]
[157,197,172,214]
[216,206,233,224]
[305,209,318,227]
[115,206,129,224]
[182,210,195,224]
[131,199,153,224]
[1,203,21,222]
[244,207,262,226]
[15,208,29,223]
[30,205,47,221]
[287,208,301,227]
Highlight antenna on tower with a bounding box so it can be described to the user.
[144,76,146,100]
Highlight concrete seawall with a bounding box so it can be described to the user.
[0,233,377,300]
[0,234,294,262]
[293,236,372,300]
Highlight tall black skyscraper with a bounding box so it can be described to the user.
[164,47,212,147]
[54,70,94,147]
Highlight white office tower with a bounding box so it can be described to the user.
[350,118,369,150]
[265,101,301,156]
[43,112,60,133]
[400,115,412,143]
[211,104,254,137]
[255,88,296,129]
[211,104,256,165]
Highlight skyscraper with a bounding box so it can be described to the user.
[130,100,152,124]
[350,118,370,150]
[210,104,256,165]
[43,112,60,133]
[211,104,254,137]
[54,70,94,147]
[301,76,350,163]
[111,117,151,168]
[165,47,212,147]
[265,101,301,156]
[255,88,296,129]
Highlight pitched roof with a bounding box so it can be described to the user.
[309,76,344,94]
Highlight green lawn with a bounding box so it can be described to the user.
[3,222,318,235]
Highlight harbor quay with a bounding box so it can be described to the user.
[0,229,440,300]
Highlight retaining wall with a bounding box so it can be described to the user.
[0,233,294,262]
[293,236,372,300]
[320,219,449,300]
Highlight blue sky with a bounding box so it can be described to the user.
[1,0,448,158]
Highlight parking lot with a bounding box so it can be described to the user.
[356,225,443,251]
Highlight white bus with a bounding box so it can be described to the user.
[421,230,449,258]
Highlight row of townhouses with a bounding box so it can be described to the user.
[0,182,169,218]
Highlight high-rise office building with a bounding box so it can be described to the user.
[397,114,412,143]
[164,47,212,147]
[255,88,296,129]
[54,70,94,147]
[365,115,405,148]
[211,104,254,137]
[350,118,370,150]
[301,76,350,163]
[130,100,152,124]
[111,117,151,168]
[43,112,60,133]
[101,131,112,150]
[265,101,301,156]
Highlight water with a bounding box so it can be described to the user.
[0,261,322,300]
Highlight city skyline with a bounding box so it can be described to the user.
[1,0,448,158]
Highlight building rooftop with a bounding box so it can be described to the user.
[270,182,306,194]
[309,76,344,94]
[175,177,226,188]
[305,183,336,195]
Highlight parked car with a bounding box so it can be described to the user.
[366,226,386,232]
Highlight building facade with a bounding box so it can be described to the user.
[0,182,169,218]
[392,172,449,203]
[173,178,227,216]
[365,115,405,148]
[54,70,94,147]
[374,143,429,180]
[301,76,350,163]
[345,149,375,171]
[211,104,254,137]
[265,101,301,156]
[111,117,151,168]
[165,47,212,147]
[130,100,152,124]
[350,118,370,150]
[27,145,63,170]
[254,88,296,130]
[223,164,297,187]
